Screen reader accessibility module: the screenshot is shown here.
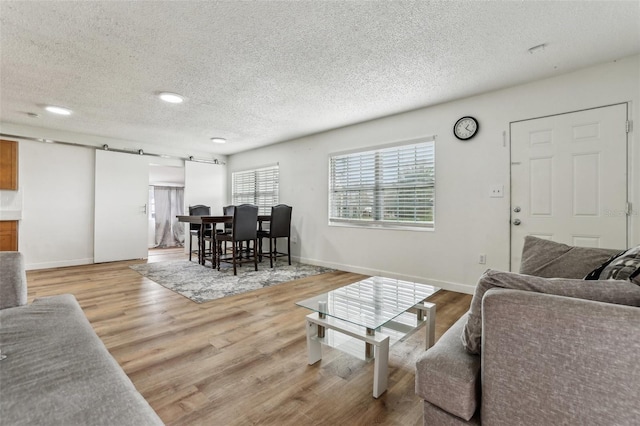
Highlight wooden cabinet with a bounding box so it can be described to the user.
[0,221,18,251]
[0,140,18,190]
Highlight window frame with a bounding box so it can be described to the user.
[231,164,279,215]
[328,137,435,230]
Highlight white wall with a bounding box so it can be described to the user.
[227,55,640,293]
[0,126,228,269]
[183,161,227,254]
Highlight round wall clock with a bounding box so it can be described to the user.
[453,116,479,141]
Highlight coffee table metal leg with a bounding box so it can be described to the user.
[365,328,375,359]
[318,303,326,338]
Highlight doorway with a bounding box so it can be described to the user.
[510,103,629,271]
[149,165,185,251]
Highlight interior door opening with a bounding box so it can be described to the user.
[148,165,185,252]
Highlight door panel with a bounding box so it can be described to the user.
[94,150,149,263]
[510,104,628,271]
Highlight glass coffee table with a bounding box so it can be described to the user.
[296,276,437,398]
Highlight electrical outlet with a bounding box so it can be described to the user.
[291,235,298,244]
[479,254,486,264]
[490,185,504,198]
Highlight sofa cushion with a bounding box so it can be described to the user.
[0,294,163,426]
[461,269,640,354]
[519,236,621,279]
[586,245,640,284]
[416,314,481,421]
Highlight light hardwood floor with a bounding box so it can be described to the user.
[25,248,472,425]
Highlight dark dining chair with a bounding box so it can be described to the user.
[258,204,292,267]
[220,205,235,255]
[214,204,258,275]
[188,204,212,262]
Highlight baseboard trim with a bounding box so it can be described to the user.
[295,256,476,295]
[25,258,94,271]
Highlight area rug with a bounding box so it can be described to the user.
[130,260,334,303]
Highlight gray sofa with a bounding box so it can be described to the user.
[0,252,163,426]
[416,237,640,425]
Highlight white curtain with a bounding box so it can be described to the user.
[153,186,185,247]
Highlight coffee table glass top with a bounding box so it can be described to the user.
[296,276,438,330]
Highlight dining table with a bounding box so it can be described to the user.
[176,215,271,265]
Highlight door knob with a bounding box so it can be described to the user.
[513,206,521,213]
[513,219,521,226]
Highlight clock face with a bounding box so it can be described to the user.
[454,116,478,140]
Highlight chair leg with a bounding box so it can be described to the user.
[269,237,274,268]
[253,239,258,271]
[216,240,222,270]
[232,242,237,275]
[287,236,291,265]
[258,236,263,262]
[189,234,193,261]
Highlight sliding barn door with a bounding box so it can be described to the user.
[94,150,149,263]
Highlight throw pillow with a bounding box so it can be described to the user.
[584,250,627,280]
[596,245,640,285]
[461,269,640,355]
[519,236,621,279]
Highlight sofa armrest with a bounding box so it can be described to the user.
[0,252,27,309]
[416,313,481,421]
[481,289,640,425]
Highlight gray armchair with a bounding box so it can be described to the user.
[415,237,640,425]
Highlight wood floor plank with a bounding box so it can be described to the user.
[24,249,472,425]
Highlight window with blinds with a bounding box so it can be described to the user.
[232,165,279,215]
[329,138,435,228]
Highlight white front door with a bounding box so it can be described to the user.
[94,150,149,263]
[510,103,628,271]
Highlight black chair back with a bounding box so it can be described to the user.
[269,204,292,238]
[189,205,211,231]
[223,205,235,232]
[232,204,258,241]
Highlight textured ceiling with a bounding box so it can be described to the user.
[1,1,639,157]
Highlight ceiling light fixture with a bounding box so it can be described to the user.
[528,43,546,54]
[45,105,72,115]
[158,92,184,104]
[210,137,227,144]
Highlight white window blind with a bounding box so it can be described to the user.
[329,138,435,228]
[232,165,279,215]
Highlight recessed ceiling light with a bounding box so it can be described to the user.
[159,92,184,104]
[210,137,227,144]
[45,105,72,115]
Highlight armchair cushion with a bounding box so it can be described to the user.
[416,314,481,421]
[461,269,640,354]
[519,236,620,278]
